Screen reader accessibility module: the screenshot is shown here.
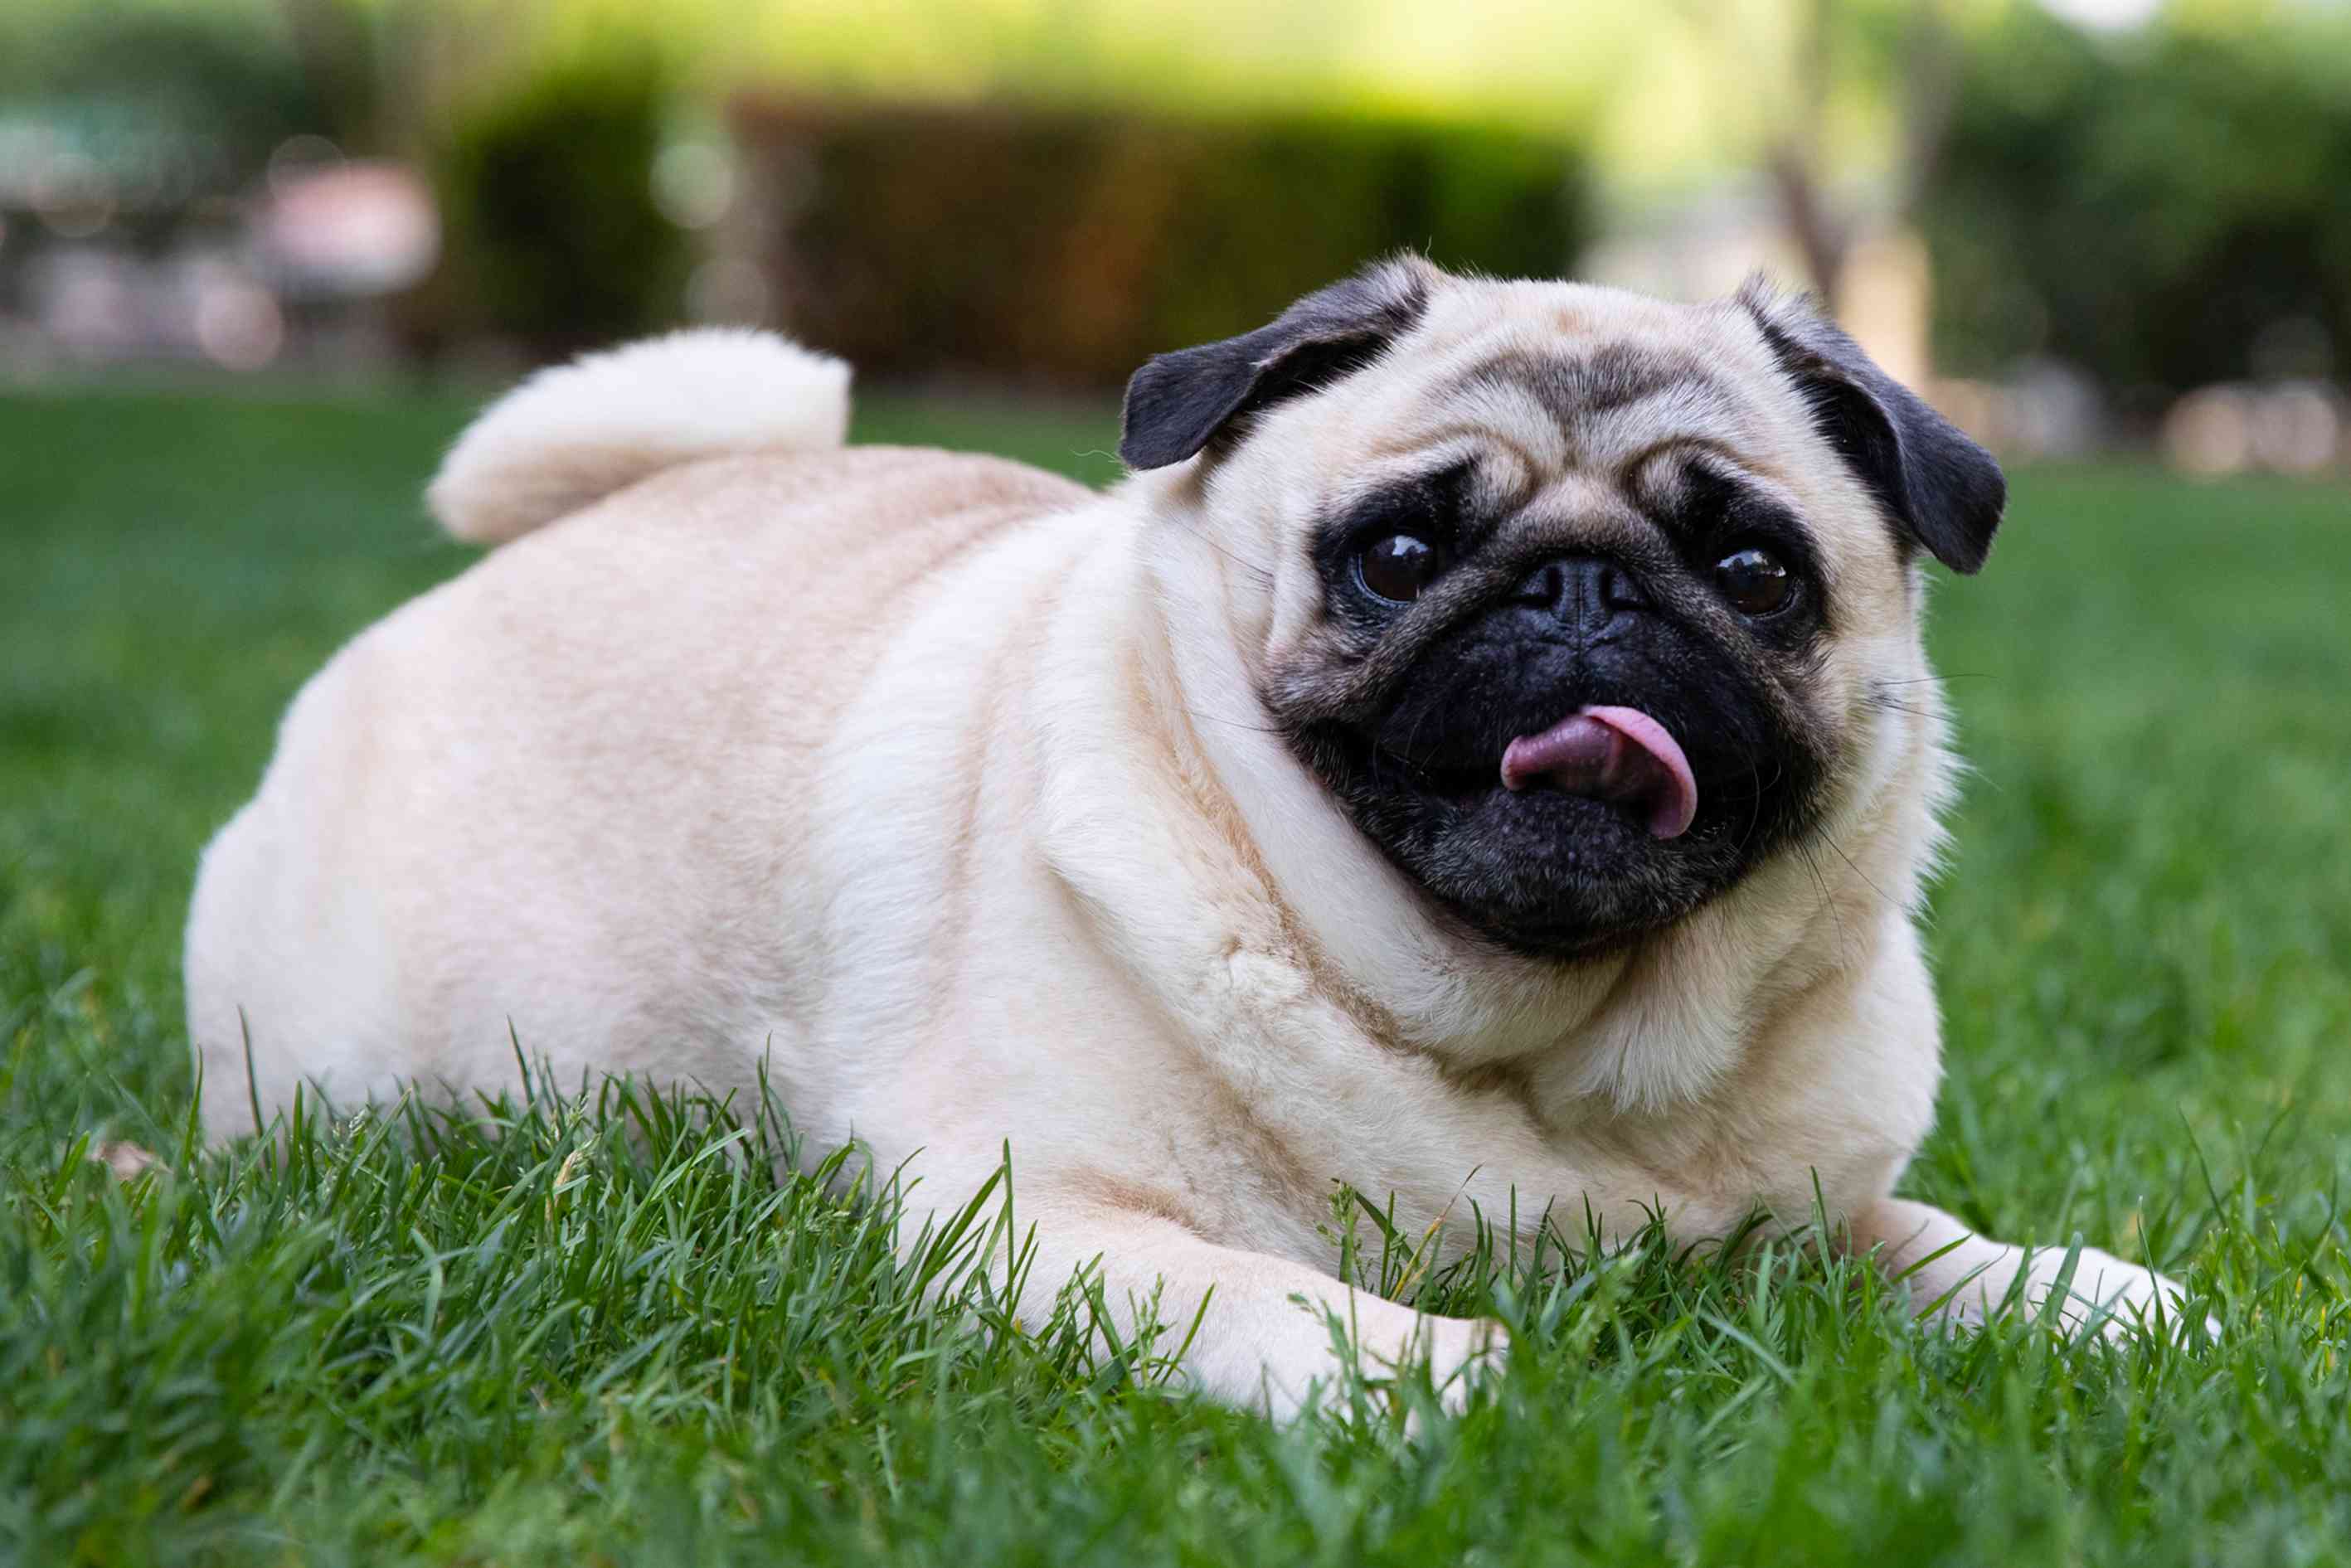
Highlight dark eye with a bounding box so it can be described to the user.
[1714,546,1794,616]
[1358,533,1444,604]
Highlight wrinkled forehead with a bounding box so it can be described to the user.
[1315,279,1820,502]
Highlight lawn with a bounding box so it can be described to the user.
[2,382,2347,1566]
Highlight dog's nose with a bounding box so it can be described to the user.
[1508,556,1649,634]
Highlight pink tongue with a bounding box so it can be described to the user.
[1499,706,1698,840]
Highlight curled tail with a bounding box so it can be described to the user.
[425,328,852,546]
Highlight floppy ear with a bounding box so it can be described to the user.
[1737,279,2007,575]
[1120,257,1435,471]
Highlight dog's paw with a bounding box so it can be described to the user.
[1245,1304,1508,1426]
[2027,1245,2216,1342]
[1301,1312,1509,1430]
[1421,1313,1510,1415]
[1372,1314,1508,1438]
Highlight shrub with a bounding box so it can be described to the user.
[1922,17,2351,401]
[427,59,687,356]
[734,101,1592,386]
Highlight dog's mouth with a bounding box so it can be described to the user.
[1499,706,1697,840]
[1368,706,1698,840]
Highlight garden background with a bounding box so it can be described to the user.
[2,1,2348,1561]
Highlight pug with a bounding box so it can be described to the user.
[185,259,2195,1416]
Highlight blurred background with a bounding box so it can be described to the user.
[2,0,2349,472]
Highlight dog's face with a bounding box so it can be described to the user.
[1122,260,2005,959]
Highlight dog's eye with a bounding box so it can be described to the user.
[1358,534,1444,604]
[1713,546,1794,616]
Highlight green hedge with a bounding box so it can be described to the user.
[1923,17,2351,400]
[736,101,1591,386]
[421,59,689,357]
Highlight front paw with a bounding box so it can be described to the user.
[1419,1313,1510,1415]
[2023,1243,2213,1342]
[1314,1311,1508,1428]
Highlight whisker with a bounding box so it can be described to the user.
[1169,517,1276,587]
[1182,707,1287,737]
[1728,750,1782,859]
[1795,839,1852,968]
[1820,831,1901,915]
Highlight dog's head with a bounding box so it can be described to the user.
[1121,257,2003,959]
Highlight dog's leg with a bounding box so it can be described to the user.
[995,1206,1506,1420]
[1852,1197,2199,1338]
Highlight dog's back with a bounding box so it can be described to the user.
[187,336,1089,1135]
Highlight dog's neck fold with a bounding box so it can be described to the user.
[1023,490,1923,1123]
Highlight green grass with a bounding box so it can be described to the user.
[3,383,2348,1566]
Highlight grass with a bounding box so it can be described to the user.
[2,381,2348,1566]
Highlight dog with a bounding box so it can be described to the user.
[185,257,2193,1415]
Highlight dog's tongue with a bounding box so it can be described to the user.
[1499,706,1698,840]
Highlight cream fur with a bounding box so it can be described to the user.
[425,328,852,544]
[187,275,2196,1418]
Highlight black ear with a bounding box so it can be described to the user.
[1120,257,1435,471]
[1737,279,2007,575]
